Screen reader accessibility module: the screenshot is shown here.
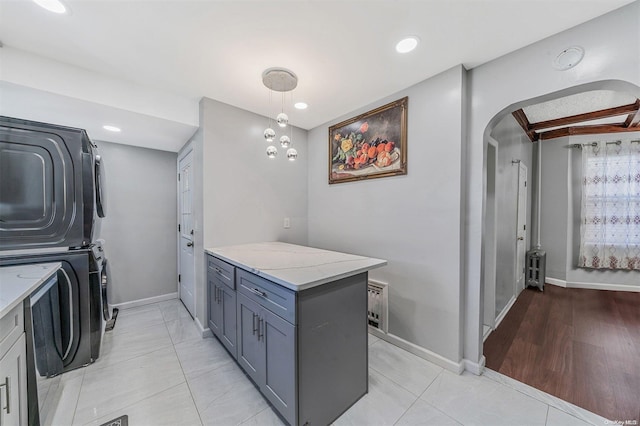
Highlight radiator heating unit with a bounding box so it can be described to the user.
[526,248,546,292]
[367,280,388,333]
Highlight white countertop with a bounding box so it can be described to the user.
[0,262,61,318]
[205,242,386,291]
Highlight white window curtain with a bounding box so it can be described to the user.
[579,139,640,270]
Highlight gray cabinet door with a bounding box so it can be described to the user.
[262,308,296,425]
[0,334,28,426]
[208,278,222,337]
[237,293,264,386]
[220,285,237,359]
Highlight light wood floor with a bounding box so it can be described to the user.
[484,284,640,423]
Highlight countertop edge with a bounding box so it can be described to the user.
[205,246,387,292]
[0,262,61,318]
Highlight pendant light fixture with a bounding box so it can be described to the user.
[262,68,298,161]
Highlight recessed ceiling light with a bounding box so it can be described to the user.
[553,46,585,71]
[396,36,419,54]
[33,0,68,14]
[103,125,121,132]
[294,102,308,110]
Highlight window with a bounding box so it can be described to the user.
[579,139,640,270]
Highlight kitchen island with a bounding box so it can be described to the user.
[205,242,386,426]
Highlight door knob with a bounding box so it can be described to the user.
[187,241,194,247]
[517,237,524,241]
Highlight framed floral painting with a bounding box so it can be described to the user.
[329,97,407,184]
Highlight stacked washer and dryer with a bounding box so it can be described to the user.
[0,116,113,424]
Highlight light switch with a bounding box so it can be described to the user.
[284,217,291,229]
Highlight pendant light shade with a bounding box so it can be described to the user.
[277,112,289,128]
[264,127,276,142]
[279,135,291,148]
[266,145,278,158]
[286,148,298,161]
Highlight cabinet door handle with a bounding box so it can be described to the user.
[213,285,218,303]
[252,313,258,335]
[258,318,264,341]
[0,376,10,414]
[247,287,267,298]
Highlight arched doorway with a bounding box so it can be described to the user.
[480,80,640,421]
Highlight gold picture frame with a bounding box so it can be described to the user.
[329,97,407,184]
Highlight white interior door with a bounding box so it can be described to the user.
[179,150,195,317]
[515,162,528,293]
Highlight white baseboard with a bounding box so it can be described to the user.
[195,317,212,338]
[494,295,516,329]
[368,328,464,374]
[545,277,567,287]
[483,325,493,342]
[110,292,178,310]
[546,277,640,292]
[463,356,486,376]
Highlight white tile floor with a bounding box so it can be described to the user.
[39,300,610,426]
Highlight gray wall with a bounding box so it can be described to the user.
[97,140,178,305]
[193,97,308,325]
[539,138,570,281]
[308,66,466,363]
[488,115,533,317]
[540,131,640,288]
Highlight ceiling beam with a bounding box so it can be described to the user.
[624,105,640,128]
[538,124,640,140]
[512,109,538,142]
[528,100,640,131]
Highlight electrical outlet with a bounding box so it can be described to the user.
[283,217,291,229]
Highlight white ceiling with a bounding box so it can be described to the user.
[0,0,635,151]
[523,90,638,123]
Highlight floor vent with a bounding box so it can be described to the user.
[367,280,388,333]
[100,415,128,426]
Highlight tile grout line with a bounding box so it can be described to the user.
[543,404,550,426]
[390,394,422,426]
[415,370,466,425]
[73,344,188,425]
[482,368,609,425]
[173,326,207,426]
[87,339,175,374]
[70,369,87,426]
[169,314,241,421]
[81,381,191,426]
[368,341,445,398]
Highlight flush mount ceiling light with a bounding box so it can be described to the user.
[294,102,308,110]
[103,125,121,132]
[33,0,68,14]
[262,68,299,161]
[395,36,419,53]
[553,46,585,71]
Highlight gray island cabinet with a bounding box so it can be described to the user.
[205,242,386,426]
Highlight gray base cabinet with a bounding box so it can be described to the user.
[207,256,237,359]
[0,303,28,426]
[207,254,368,426]
[237,292,296,423]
